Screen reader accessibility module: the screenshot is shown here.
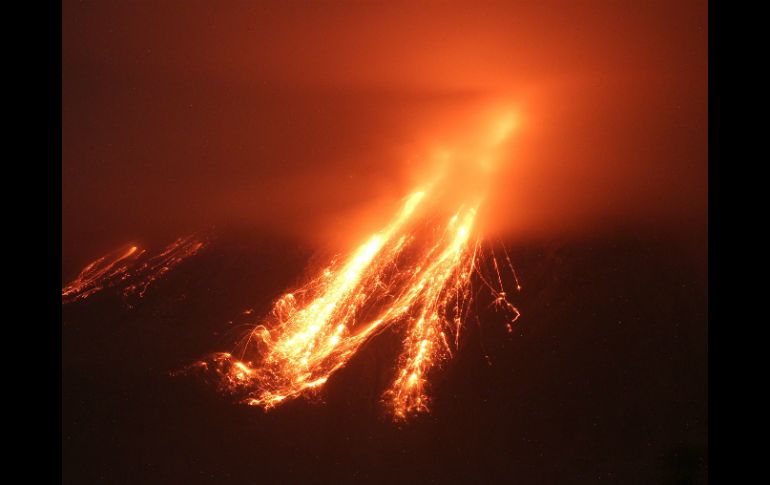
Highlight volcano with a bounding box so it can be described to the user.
[61,2,708,481]
[62,227,706,483]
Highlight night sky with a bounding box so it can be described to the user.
[62,1,707,483]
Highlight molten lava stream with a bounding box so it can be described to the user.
[212,114,521,419]
[216,191,517,420]
[62,244,144,304]
[62,233,208,305]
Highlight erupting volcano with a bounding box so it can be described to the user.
[198,114,522,420]
[61,1,709,481]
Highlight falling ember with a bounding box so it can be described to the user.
[207,115,521,420]
[62,233,208,306]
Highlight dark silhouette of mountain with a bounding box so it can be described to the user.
[62,228,706,484]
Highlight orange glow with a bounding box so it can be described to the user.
[64,1,708,275]
[211,116,520,419]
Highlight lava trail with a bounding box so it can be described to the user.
[62,233,208,306]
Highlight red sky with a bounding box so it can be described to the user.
[63,0,707,271]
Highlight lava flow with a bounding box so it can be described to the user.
[62,233,208,306]
[206,114,522,420]
[62,244,145,303]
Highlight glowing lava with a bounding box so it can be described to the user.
[62,233,207,306]
[210,114,521,420]
[62,244,144,303]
